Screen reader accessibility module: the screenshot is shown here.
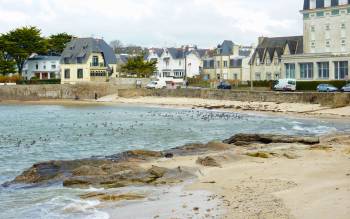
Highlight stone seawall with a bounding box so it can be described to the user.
[117,89,350,107]
[0,83,120,100]
[0,84,349,107]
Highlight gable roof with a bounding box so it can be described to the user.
[60,38,117,65]
[217,40,234,56]
[250,36,303,64]
[303,0,349,10]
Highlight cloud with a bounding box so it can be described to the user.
[0,0,304,48]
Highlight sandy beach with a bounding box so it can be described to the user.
[141,134,350,219]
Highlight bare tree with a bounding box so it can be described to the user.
[110,40,123,53]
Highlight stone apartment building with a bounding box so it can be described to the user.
[60,38,117,84]
[250,0,350,81]
[281,0,350,81]
[202,40,253,81]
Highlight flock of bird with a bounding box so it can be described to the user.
[0,108,246,150]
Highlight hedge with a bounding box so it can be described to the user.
[17,79,61,85]
[296,80,349,91]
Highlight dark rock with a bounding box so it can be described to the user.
[224,133,320,146]
[196,156,221,167]
[164,153,174,158]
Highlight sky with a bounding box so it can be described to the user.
[0,0,304,48]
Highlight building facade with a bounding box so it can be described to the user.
[202,40,253,81]
[60,38,117,84]
[146,46,205,80]
[23,54,61,80]
[250,36,303,81]
[281,0,350,81]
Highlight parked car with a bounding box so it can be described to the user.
[340,83,350,92]
[273,79,296,91]
[146,80,166,89]
[316,84,338,92]
[217,82,232,90]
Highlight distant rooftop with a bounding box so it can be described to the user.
[303,0,350,11]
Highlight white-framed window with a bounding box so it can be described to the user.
[255,73,261,81]
[317,62,329,79]
[300,63,314,79]
[334,61,348,80]
[223,61,228,68]
[285,63,296,79]
[266,73,272,81]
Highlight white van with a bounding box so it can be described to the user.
[146,80,166,89]
[273,79,296,91]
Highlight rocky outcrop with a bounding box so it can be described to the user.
[164,141,232,156]
[196,156,222,167]
[224,133,320,146]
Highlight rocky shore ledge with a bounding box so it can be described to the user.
[4,134,320,189]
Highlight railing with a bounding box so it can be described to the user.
[90,63,106,68]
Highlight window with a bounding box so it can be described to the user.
[266,73,272,80]
[77,57,83,64]
[331,9,339,16]
[266,58,271,65]
[341,23,346,29]
[234,74,238,80]
[311,41,316,48]
[255,73,261,81]
[43,65,46,70]
[348,8,350,14]
[316,11,324,17]
[325,24,330,31]
[341,39,346,47]
[334,61,348,80]
[317,62,329,79]
[303,13,310,19]
[311,26,315,32]
[326,40,331,47]
[77,69,83,79]
[274,73,280,80]
[64,69,70,79]
[51,64,56,69]
[35,63,39,70]
[223,61,228,68]
[285,63,296,79]
[179,60,182,66]
[217,61,221,68]
[64,58,70,64]
[92,56,99,67]
[300,63,313,79]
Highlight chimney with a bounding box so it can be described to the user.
[258,36,265,45]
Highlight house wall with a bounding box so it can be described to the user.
[60,53,108,84]
[303,5,350,54]
[186,53,202,78]
[23,59,60,80]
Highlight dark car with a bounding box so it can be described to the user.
[217,82,232,90]
[316,84,338,92]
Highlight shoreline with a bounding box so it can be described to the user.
[1,97,350,121]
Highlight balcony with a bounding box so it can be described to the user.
[90,62,107,69]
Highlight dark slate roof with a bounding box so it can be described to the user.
[166,48,186,59]
[250,36,303,64]
[238,49,252,57]
[217,40,234,56]
[28,55,60,61]
[303,0,348,10]
[60,38,117,64]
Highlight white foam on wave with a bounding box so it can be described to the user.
[292,125,337,134]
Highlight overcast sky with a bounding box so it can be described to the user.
[0,0,304,48]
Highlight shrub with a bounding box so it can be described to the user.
[296,80,348,91]
[0,75,22,83]
[17,79,61,85]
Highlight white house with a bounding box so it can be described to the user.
[23,54,61,80]
[146,46,206,81]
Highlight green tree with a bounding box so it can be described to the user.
[121,56,157,78]
[0,37,16,75]
[47,33,73,55]
[1,26,47,75]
